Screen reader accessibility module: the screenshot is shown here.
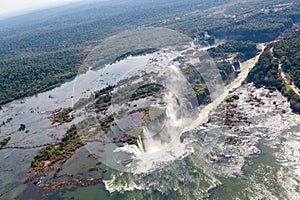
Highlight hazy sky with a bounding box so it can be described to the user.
[0,0,82,17]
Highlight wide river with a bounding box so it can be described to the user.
[1,42,299,200]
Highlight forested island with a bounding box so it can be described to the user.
[0,137,11,149]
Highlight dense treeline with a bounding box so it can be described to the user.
[273,31,300,88]
[247,46,281,89]
[0,49,87,104]
[273,30,300,113]
[169,1,300,43]
[0,137,11,149]
[247,31,300,113]
[208,41,258,61]
[211,2,300,42]
[209,12,294,42]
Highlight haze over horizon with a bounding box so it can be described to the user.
[0,0,83,18]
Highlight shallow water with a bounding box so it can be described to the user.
[0,52,158,199]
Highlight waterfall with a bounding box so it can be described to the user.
[110,43,265,174]
[141,125,166,153]
[133,63,195,156]
[136,135,145,153]
[232,64,236,72]
[135,89,186,154]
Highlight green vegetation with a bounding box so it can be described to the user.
[112,82,164,105]
[208,41,258,61]
[93,85,115,113]
[180,64,211,105]
[99,115,114,134]
[209,12,293,42]
[169,1,300,43]
[0,137,11,149]
[225,95,240,103]
[247,30,300,113]
[31,125,83,168]
[180,131,190,143]
[6,118,12,123]
[129,106,166,125]
[18,124,26,131]
[247,46,281,90]
[216,61,236,83]
[0,118,13,128]
[273,32,300,89]
[130,83,164,101]
[0,50,87,105]
[52,107,73,124]
[207,41,259,83]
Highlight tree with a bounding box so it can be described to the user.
[18,124,26,131]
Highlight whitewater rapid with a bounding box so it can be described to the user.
[104,43,266,193]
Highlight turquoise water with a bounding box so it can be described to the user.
[47,184,112,200]
[210,140,286,199]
